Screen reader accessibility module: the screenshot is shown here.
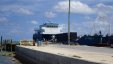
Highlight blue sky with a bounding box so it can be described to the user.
[0,0,113,40]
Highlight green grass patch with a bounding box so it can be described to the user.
[0,52,15,57]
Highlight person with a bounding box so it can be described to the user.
[51,35,55,43]
[36,39,42,46]
[45,39,48,45]
[33,33,38,46]
[37,34,43,46]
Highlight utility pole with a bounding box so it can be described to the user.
[68,0,71,45]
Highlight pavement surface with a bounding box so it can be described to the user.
[21,44,113,64]
[0,52,22,64]
[0,56,15,64]
[50,44,113,55]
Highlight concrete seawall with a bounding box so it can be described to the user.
[15,45,100,64]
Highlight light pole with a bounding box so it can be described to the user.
[68,0,71,45]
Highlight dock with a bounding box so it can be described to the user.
[15,44,113,64]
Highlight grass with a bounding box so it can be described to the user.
[0,51,15,57]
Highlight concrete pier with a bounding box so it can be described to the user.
[15,45,103,64]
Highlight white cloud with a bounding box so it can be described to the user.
[44,11,56,18]
[87,3,113,35]
[95,14,109,26]
[52,2,113,35]
[80,15,111,35]
[16,8,33,15]
[0,17,8,23]
[0,17,19,26]
[31,20,38,25]
[54,1,94,14]
[0,5,34,15]
[0,17,9,25]
[69,20,108,36]
[10,29,21,34]
[96,3,113,14]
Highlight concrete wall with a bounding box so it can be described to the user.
[15,46,99,64]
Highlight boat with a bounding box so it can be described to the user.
[33,23,77,44]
